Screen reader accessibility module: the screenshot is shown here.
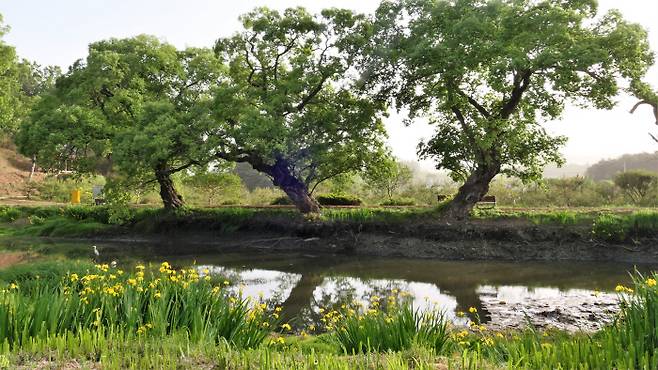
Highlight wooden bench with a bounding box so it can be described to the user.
[477,195,496,208]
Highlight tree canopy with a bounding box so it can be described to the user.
[364,157,413,201]
[361,0,654,219]
[17,36,224,209]
[211,7,389,213]
[0,15,20,135]
[614,169,657,203]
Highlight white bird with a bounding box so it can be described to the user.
[110,260,117,268]
[92,246,99,257]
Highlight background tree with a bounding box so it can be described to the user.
[212,7,388,213]
[17,36,223,209]
[13,61,61,179]
[362,0,654,219]
[182,168,244,206]
[614,170,657,203]
[547,176,586,207]
[0,14,20,136]
[364,157,412,201]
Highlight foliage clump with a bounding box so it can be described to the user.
[316,194,363,206]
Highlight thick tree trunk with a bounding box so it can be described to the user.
[442,163,500,220]
[155,165,184,210]
[267,158,320,214]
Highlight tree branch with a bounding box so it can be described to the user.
[456,89,490,119]
[499,70,532,119]
[630,100,658,125]
[160,160,201,176]
[294,74,331,112]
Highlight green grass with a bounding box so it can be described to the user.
[0,330,448,369]
[0,260,656,368]
[4,204,658,243]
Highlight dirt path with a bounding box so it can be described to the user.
[0,251,27,268]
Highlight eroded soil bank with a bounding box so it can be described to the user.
[86,218,658,263]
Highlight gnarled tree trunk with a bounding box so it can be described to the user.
[215,152,320,214]
[266,158,320,214]
[155,164,184,210]
[442,163,500,220]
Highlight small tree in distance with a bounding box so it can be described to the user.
[183,170,244,206]
[614,170,657,204]
[365,158,413,201]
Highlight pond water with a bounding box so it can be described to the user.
[9,239,658,332]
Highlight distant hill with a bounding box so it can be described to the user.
[586,152,658,180]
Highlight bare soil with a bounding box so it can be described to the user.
[0,144,45,198]
[0,251,27,268]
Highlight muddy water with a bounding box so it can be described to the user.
[8,239,658,332]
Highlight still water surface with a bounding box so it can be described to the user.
[88,241,658,331]
[13,239,658,331]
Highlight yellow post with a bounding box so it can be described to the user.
[70,189,81,204]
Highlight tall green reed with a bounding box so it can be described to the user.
[0,262,276,348]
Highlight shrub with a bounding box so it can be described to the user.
[592,214,628,242]
[0,206,21,222]
[27,214,45,225]
[316,194,362,206]
[381,197,416,206]
[34,176,104,204]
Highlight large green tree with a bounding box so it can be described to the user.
[17,36,223,209]
[362,0,654,219]
[0,14,20,135]
[211,7,388,213]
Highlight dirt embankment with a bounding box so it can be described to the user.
[0,144,45,198]
[89,217,658,264]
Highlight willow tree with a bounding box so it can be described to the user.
[362,0,654,219]
[211,7,388,213]
[17,36,223,209]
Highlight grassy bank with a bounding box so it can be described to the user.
[3,204,658,243]
[0,260,655,368]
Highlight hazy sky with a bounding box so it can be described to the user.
[2,0,657,170]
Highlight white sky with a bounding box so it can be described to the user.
[1,0,657,170]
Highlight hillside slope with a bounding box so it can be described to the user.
[0,145,43,198]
